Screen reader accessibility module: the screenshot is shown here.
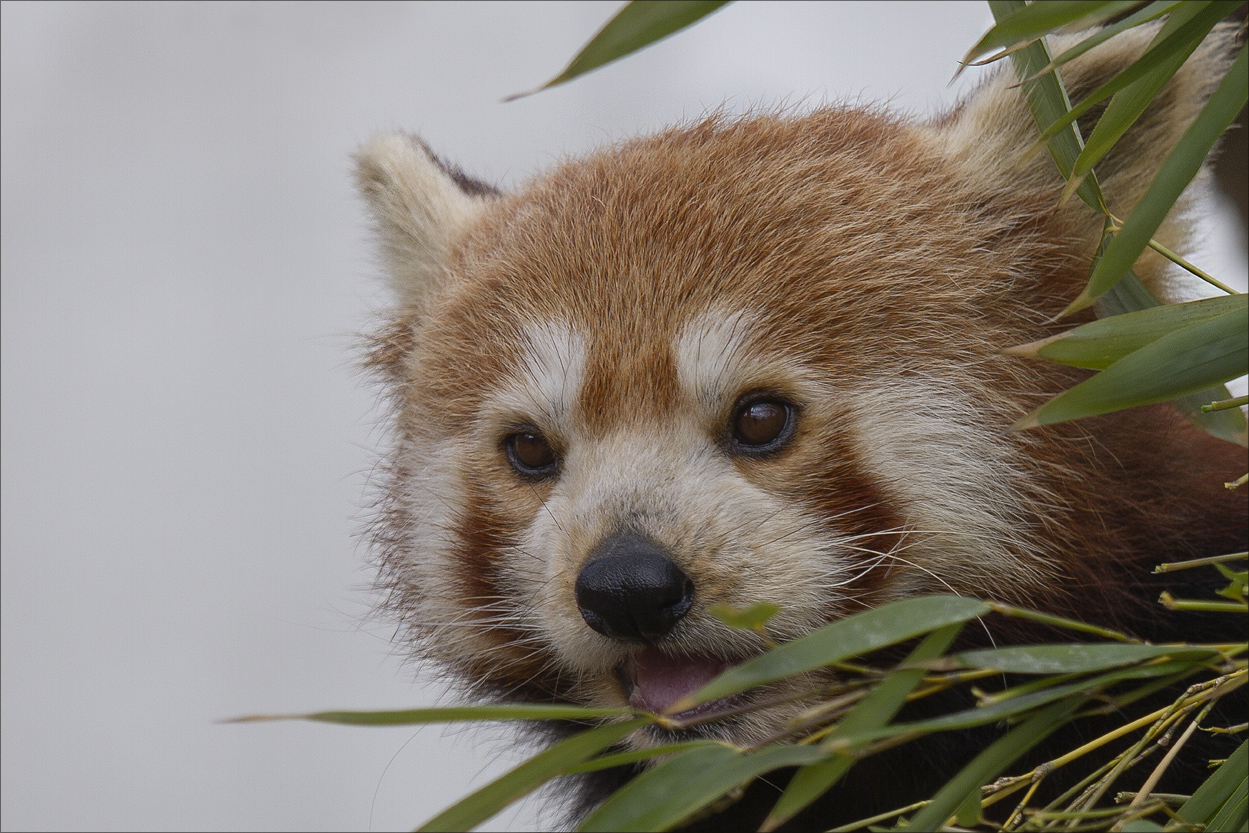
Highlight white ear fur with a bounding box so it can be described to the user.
[931,22,1239,238]
[355,132,492,316]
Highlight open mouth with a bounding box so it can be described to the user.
[617,646,736,719]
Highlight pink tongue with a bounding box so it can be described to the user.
[630,647,727,714]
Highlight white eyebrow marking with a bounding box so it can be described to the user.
[484,320,587,433]
[674,309,755,411]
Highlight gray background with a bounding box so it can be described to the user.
[3,2,1244,831]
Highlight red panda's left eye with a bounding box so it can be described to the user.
[729,397,795,451]
[506,430,559,477]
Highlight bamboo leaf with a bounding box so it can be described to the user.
[761,623,965,832]
[1175,384,1249,446]
[708,601,781,630]
[902,697,1085,831]
[955,784,985,827]
[948,6,1243,445]
[1065,2,1228,197]
[577,744,826,832]
[827,661,1202,748]
[508,0,731,100]
[1064,42,1249,314]
[1006,294,1248,369]
[950,643,1220,674]
[577,745,734,832]
[1097,273,1249,446]
[563,740,723,775]
[966,1,1144,66]
[669,596,990,712]
[1178,740,1248,826]
[1215,563,1248,604]
[1025,1,1183,80]
[1025,1,1219,162]
[418,716,651,832]
[1204,777,1248,832]
[990,0,1109,212]
[228,702,634,726]
[1013,306,1249,429]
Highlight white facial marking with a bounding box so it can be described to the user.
[483,320,587,435]
[841,380,1058,600]
[506,310,854,678]
[674,308,765,417]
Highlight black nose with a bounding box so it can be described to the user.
[575,531,695,644]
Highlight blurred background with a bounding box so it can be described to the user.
[2,3,1244,831]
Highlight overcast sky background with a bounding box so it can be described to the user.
[3,3,1246,831]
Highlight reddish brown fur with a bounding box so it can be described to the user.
[390,104,1240,621]
[359,23,1246,829]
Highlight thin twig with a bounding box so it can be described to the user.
[828,800,929,832]
[1127,701,1214,809]
[1155,552,1248,573]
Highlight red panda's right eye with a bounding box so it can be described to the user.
[729,396,795,452]
[506,430,559,477]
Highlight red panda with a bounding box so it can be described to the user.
[356,22,1246,831]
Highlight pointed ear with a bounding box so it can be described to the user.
[355,132,498,316]
[930,21,1240,247]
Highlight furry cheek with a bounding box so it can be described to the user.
[835,381,1062,603]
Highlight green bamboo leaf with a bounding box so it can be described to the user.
[1007,294,1248,369]
[989,597,1137,640]
[1013,306,1249,429]
[508,0,731,100]
[966,1,1143,66]
[950,643,1220,674]
[1175,384,1249,446]
[669,596,990,712]
[761,623,965,832]
[1178,740,1248,825]
[990,0,1109,212]
[1065,2,1228,198]
[1098,273,1249,446]
[1215,563,1247,604]
[1064,42,1248,314]
[577,744,826,832]
[707,601,781,630]
[418,716,651,832]
[577,745,734,831]
[993,7,1246,445]
[827,661,1202,748]
[1024,1,1183,81]
[1025,1,1218,164]
[1204,777,1248,831]
[954,784,985,827]
[228,703,634,726]
[902,697,1085,831]
[563,739,723,775]
[989,4,1245,439]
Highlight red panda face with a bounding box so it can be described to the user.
[368,113,1072,745]
[356,24,1243,751]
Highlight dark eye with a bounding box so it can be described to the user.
[729,396,795,452]
[505,429,559,478]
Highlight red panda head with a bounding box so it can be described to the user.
[356,25,1243,746]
